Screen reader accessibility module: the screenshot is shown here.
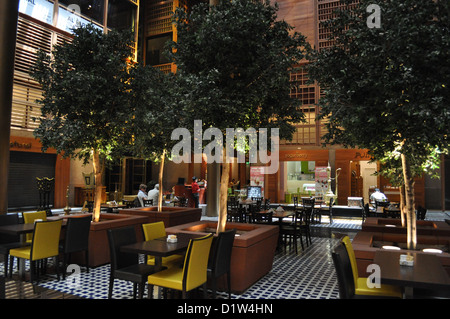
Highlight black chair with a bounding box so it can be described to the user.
[417,206,427,220]
[143,199,153,207]
[85,201,94,213]
[207,229,236,299]
[292,196,299,208]
[0,214,25,278]
[107,227,156,299]
[280,209,305,254]
[317,198,334,224]
[59,215,91,279]
[331,242,401,299]
[252,210,273,224]
[331,242,359,299]
[122,199,135,208]
[301,198,315,245]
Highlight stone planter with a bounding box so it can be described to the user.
[119,206,202,228]
[165,221,279,294]
[57,213,148,267]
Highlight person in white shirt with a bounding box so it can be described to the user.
[137,184,148,207]
[370,188,388,203]
[147,184,159,206]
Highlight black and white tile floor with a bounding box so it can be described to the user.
[3,211,448,300]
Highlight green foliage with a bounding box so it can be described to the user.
[30,24,137,165]
[308,0,450,181]
[130,65,181,161]
[169,0,309,140]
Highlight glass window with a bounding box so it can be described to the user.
[286,161,316,196]
[146,34,173,66]
[19,0,54,25]
[107,0,137,31]
[58,0,105,25]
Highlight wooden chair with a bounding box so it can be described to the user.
[107,226,156,299]
[143,199,153,207]
[59,215,91,279]
[207,229,236,299]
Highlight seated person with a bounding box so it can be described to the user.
[147,184,159,206]
[137,184,148,207]
[370,188,388,205]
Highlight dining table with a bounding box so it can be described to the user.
[373,250,450,298]
[120,232,203,271]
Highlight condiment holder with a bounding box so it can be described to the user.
[167,234,178,243]
[399,253,414,266]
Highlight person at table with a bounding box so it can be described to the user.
[370,188,388,203]
[137,184,148,207]
[191,177,200,208]
[147,184,159,206]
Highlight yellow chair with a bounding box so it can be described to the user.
[148,234,213,299]
[341,236,402,298]
[23,211,47,243]
[142,222,183,267]
[9,220,62,284]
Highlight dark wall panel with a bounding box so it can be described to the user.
[8,151,56,210]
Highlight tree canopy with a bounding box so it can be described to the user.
[169,0,310,231]
[169,0,309,138]
[307,0,450,248]
[31,25,136,164]
[308,0,450,166]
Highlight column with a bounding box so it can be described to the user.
[0,0,19,214]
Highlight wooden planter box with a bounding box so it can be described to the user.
[119,206,202,228]
[362,217,450,236]
[351,230,450,277]
[165,221,279,294]
[58,213,148,267]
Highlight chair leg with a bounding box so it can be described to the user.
[133,282,137,299]
[9,256,13,278]
[227,272,231,299]
[108,275,114,299]
[211,277,217,299]
[148,284,153,299]
[85,250,89,273]
[54,256,60,281]
[3,253,8,278]
[203,283,207,299]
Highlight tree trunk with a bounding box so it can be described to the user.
[399,185,406,227]
[216,161,230,234]
[157,150,166,212]
[92,149,104,222]
[401,153,416,250]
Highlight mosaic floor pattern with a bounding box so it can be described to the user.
[4,235,346,299]
[3,211,447,299]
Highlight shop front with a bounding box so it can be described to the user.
[8,136,70,211]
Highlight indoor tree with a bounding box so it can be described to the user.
[31,25,137,222]
[169,0,309,233]
[308,0,450,249]
[130,64,181,212]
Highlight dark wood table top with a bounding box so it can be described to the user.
[374,250,450,291]
[0,220,67,236]
[120,232,203,258]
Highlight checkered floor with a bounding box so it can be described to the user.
[3,221,358,299]
[3,211,447,299]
